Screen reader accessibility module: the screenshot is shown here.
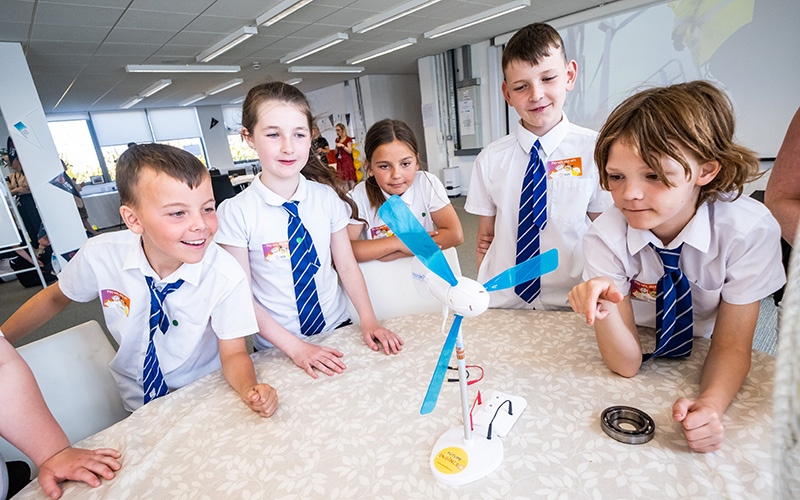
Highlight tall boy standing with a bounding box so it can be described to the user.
[1,144,277,416]
[466,23,611,309]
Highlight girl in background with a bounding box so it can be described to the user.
[347,119,463,262]
[335,123,356,190]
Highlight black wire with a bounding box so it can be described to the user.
[487,399,513,440]
[446,366,469,382]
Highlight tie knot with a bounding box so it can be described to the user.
[282,201,300,219]
[652,243,683,272]
[531,140,541,157]
[146,276,184,299]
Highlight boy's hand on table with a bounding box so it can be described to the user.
[288,341,346,379]
[568,277,624,325]
[38,447,121,499]
[241,384,279,418]
[362,323,403,355]
[673,397,725,453]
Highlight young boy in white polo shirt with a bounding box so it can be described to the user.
[568,81,785,452]
[1,144,278,416]
[465,23,611,309]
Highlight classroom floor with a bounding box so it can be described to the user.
[0,195,780,355]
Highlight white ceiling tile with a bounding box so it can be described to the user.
[117,9,198,31]
[95,42,163,56]
[0,22,32,41]
[128,0,216,14]
[184,15,255,34]
[205,0,275,18]
[27,40,100,55]
[34,3,124,27]
[30,23,110,43]
[104,27,177,44]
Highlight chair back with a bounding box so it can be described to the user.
[211,174,237,208]
[346,247,462,322]
[0,321,130,469]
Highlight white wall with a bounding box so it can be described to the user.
[358,74,426,163]
[195,104,235,172]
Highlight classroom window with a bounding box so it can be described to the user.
[227,134,258,163]
[47,120,104,184]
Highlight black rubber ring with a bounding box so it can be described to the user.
[601,406,655,444]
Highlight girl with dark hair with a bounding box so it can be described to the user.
[347,119,463,262]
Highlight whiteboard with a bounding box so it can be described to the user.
[558,0,799,158]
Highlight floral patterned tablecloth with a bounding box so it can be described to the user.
[16,310,774,499]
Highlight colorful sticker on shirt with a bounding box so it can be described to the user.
[630,279,657,303]
[101,289,130,316]
[370,224,394,239]
[263,241,290,261]
[546,157,583,179]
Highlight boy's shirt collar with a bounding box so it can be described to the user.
[515,112,570,158]
[123,232,203,287]
[626,202,711,255]
[252,172,309,206]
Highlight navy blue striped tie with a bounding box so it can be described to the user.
[645,244,693,361]
[283,201,326,336]
[143,276,184,404]
[515,140,547,303]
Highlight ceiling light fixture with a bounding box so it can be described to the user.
[353,0,442,33]
[285,78,303,85]
[346,38,417,65]
[423,0,530,39]
[196,26,258,63]
[120,96,144,109]
[288,65,364,73]
[230,96,246,104]
[205,78,245,95]
[257,0,315,26]
[138,79,172,98]
[280,32,348,64]
[180,94,207,107]
[126,64,241,73]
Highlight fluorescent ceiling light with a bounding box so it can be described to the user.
[353,0,442,33]
[126,64,241,73]
[205,78,244,95]
[120,96,143,109]
[346,38,417,65]
[280,32,348,64]
[180,94,207,106]
[424,0,530,39]
[196,26,258,63]
[286,78,303,85]
[230,96,246,104]
[257,0,314,26]
[288,66,364,73]
[138,79,172,97]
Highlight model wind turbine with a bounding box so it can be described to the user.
[378,195,558,485]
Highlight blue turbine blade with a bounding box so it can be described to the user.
[482,248,559,292]
[377,195,458,287]
[421,314,463,415]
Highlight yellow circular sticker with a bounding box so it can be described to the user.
[433,447,468,474]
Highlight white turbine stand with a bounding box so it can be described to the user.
[429,320,504,485]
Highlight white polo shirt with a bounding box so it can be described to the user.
[216,174,350,350]
[465,114,612,309]
[58,231,258,411]
[583,197,786,338]
[348,171,450,239]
